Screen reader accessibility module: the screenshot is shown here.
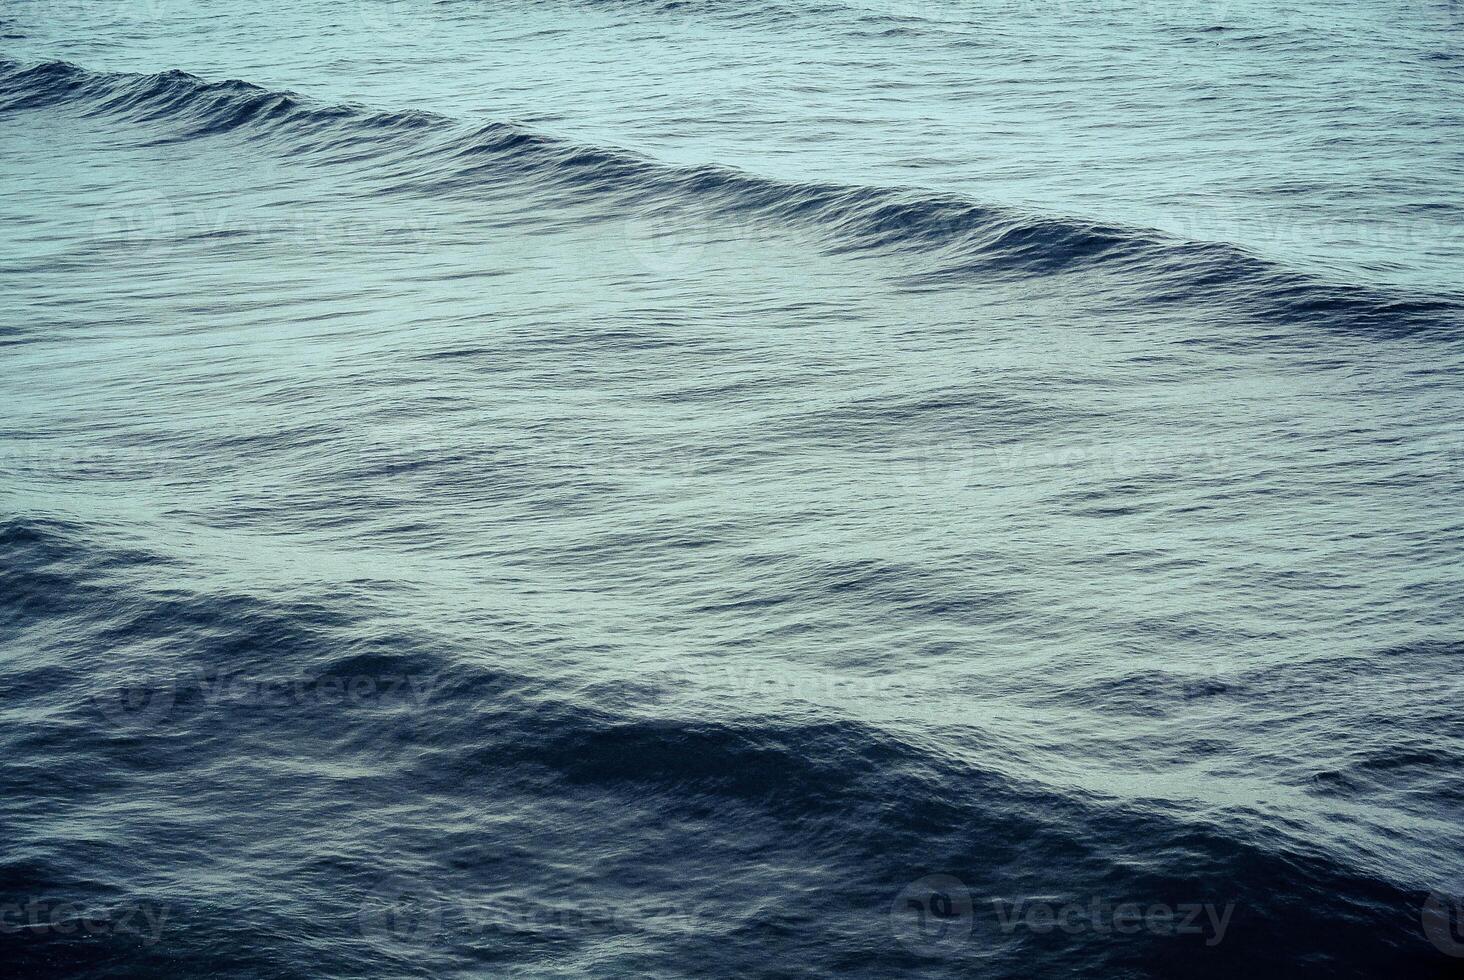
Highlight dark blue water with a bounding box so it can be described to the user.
[2,2,1463,977]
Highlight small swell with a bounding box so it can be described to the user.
[3,56,1459,345]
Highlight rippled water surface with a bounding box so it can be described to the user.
[2,1,1463,977]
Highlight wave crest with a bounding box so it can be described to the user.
[3,56,1458,340]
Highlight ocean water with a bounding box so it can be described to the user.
[2,1,1463,977]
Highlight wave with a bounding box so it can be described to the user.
[0,510,1454,978]
[3,57,1459,343]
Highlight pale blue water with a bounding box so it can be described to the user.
[10,0,1464,292]
[1,2,1463,977]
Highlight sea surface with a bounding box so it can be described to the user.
[2,1,1463,977]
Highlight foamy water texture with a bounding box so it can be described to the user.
[1,2,1463,978]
